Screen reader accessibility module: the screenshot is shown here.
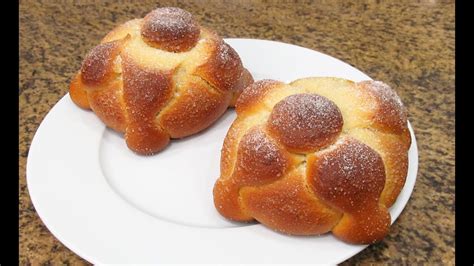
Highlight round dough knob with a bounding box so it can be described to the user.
[141,7,200,52]
[268,94,343,153]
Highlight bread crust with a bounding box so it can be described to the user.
[213,77,411,244]
[69,7,253,155]
[140,7,200,53]
[267,94,343,153]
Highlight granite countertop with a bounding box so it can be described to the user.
[19,1,455,264]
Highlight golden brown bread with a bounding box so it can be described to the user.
[213,77,411,244]
[69,7,253,154]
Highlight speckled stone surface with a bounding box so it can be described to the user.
[19,0,455,264]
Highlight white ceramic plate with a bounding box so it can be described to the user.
[27,39,418,264]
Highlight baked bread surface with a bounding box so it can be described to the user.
[213,77,411,244]
[70,7,253,154]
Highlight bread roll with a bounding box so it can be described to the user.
[213,77,411,244]
[70,7,253,154]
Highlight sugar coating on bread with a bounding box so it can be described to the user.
[268,94,343,153]
[214,77,410,244]
[309,137,386,211]
[81,39,127,86]
[141,7,200,52]
[357,80,407,134]
[235,127,290,185]
[69,7,254,155]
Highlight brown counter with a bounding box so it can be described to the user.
[19,1,455,264]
